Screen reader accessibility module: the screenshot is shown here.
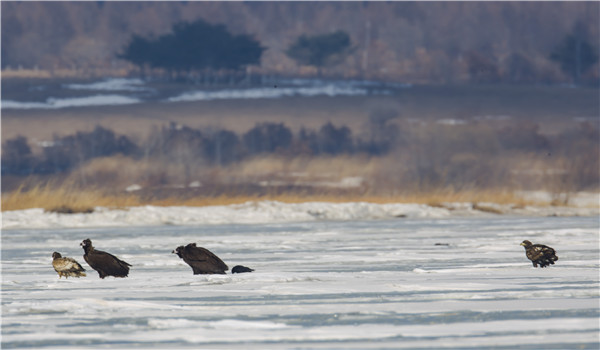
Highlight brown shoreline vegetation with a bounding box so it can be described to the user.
[2,181,532,213]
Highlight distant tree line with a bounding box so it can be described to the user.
[549,21,599,85]
[118,20,264,79]
[2,127,138,176]
[3,2,598,84]
[117,18,597,85]
[3,120,598,192]
[1,120,394,176]
[118,19,354,82]
[285,31,353,77]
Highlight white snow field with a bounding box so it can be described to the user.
[2,203,599,349]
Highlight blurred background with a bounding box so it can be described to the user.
[1,1,599,209]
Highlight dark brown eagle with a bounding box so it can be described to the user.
[172,243,228,274]
[520,240,558,268]
[52,252,86,278]
[81,238,131,278]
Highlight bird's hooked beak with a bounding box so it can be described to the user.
[519,242,526,246]
[171,249,177,254]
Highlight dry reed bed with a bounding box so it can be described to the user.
[3,151,588,213]
[1,182,529,213]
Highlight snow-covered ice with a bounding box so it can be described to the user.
[166,84,370,102]
[1,203,599,349]
[64,78,150,92]
[2,77,406,109]
[1,94,141,109]
[2,200,598,229]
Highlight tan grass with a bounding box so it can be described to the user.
[1,181,530,212]
[1,183,142,212]
[228,155,381,180]
[395,188,528,207]
[58,154,384,194]
[1,152,542,212]
[472,203,504,214]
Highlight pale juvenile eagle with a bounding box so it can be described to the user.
[520,240,558,268]
[172,243,228,274]
[81,238,131,278]
[52,252,86,278]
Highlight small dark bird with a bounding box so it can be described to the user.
[52,252,86,278]
[520,240,559,268]
[172,243,228,275]
[80,239,131,278]
[232,265,254,274]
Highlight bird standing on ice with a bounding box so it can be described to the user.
[81,239,131,278]
[52,252,86,278]
[520,240,558,268]
[172,243,228,274]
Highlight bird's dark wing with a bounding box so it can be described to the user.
[527,244,558,267]
[528,244,556,260]
[184,245,219,262]
[86,250,131,276]
[183,245,228,273]
[526,246,544,261]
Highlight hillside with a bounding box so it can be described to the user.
[2,2,598,83]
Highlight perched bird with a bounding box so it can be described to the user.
[232,265,254,274]
[520,240,559,268]
[52,252,86,278]
[80,239,131,278]
[172,243,228,275]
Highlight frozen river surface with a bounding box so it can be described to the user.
[2,215,599,349]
